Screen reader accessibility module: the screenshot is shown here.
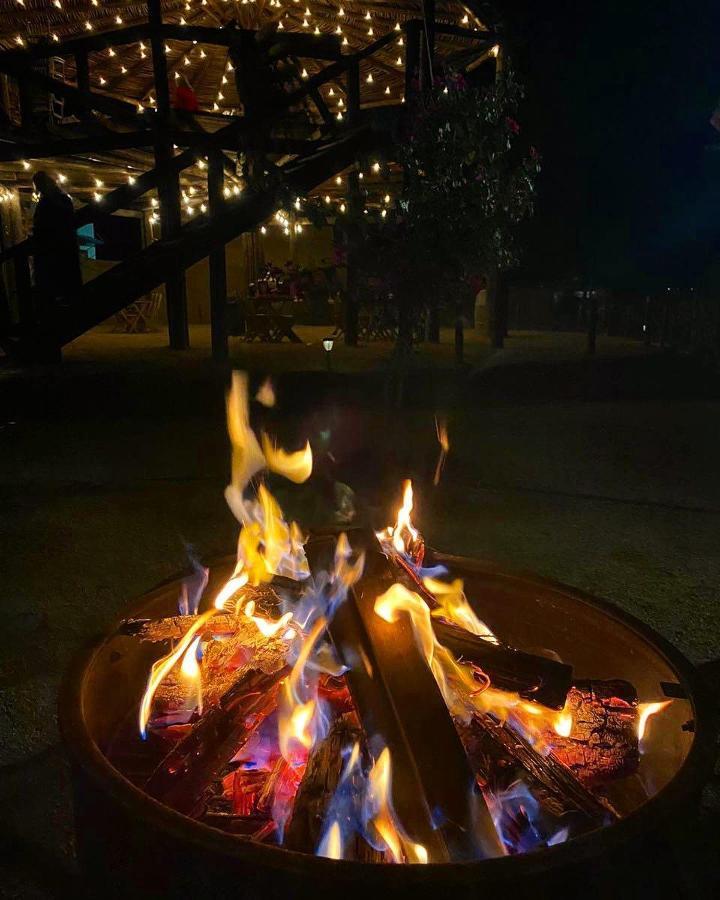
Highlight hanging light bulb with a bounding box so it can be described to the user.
[365,73,373,83]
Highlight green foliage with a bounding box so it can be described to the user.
[400,69,540,277]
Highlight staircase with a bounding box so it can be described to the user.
[0,126,375,361]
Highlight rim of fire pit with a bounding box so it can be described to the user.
[59,555,717,882]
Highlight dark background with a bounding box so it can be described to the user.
[493,0,720,289]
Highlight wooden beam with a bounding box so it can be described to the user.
[207,149,228,361]
[308,532,503,862]
[0,26,152,64]
[54,128,374,348]
[433,24,501,43]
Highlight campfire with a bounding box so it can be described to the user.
[95,372,684,865]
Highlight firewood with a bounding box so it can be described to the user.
[142,616,288,719]
[284,712,382,862]
[325,527,574,710]
[546,680,639,785]
[432,620,573,710]
[306,533,505,862]
[121,612,238,641]
[461,712,620,824]
[144,665,288,817]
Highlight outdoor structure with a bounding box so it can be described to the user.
[0,0,502,361]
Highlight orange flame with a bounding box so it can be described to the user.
[317,820,343,859]
[255,378,276,407]
[433,417,449,486]
[637,700,672,741]
[365,747,428,864]
[242,599,294,638]
[138,607,217,738]
[261,432,313,484]
[180,635,203,717]
[278,616,328,765]
[376,479,420,555]
[553,709,573,737]
[424,576,498,644]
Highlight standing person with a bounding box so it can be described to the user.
[32,170,81,308]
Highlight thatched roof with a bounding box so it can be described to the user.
[0,2,495,206]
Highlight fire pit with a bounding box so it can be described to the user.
[60,375,716,899]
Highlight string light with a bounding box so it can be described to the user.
[491,44,500,57]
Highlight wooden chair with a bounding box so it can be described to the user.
[113,287,163,333]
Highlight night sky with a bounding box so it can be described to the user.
[499,0,720,289]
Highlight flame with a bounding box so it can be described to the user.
[213,573,248,610]
[424,576,498,644]
[242,599,294,638]
[180,635,203,717]
[261,432,313,484]
[317,820,343,859]
[278,616,328,765]
[364,747,427,864]
[375,583,481,719]
[255,378,275,407]
[376,479,420,556]
[637,700,672,741]
[138,607,216,738]
[553,710,573,737]
[433,417,449,486]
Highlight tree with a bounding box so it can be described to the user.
[359,67,540,356]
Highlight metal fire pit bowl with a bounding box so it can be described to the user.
[60,555,716,900]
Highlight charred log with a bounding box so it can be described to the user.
[306,534,504,862]
[284,713,382,861]
[144,666,288,817]
[460,712,621,824]
[547,680,639,785]
[432,620,573,710]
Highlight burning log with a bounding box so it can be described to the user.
[459,711,621,824]
[432,620,573,711]
[284,713,383,861]
[307,535,505,862]
[546,680,639,786]
[347,526,574,711]
[144,665,288,817]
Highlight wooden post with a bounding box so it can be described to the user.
[149,0,189,350]
[75,49,90,95]
[403,20,422,103]
[13,253,33,329]
[208,150,228,361]
[587,289,598,355]
[344,61,360,347]
[421,0,436,92]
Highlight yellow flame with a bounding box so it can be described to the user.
[213,572,248,610]
[242,599,294,638]
[180,635,203,717]
[366,748,428,864]
[433,418,449,486]
[376,479,419,555]
[318,820,343,859]
[637,700,672,741]
[261,432,313,484]
[554,710,573,737]
[424,576,498,644]
[255,378,276,407]
[138,608,216,737]
[375,583,480,719]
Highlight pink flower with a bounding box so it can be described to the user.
[506,116,521,134]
